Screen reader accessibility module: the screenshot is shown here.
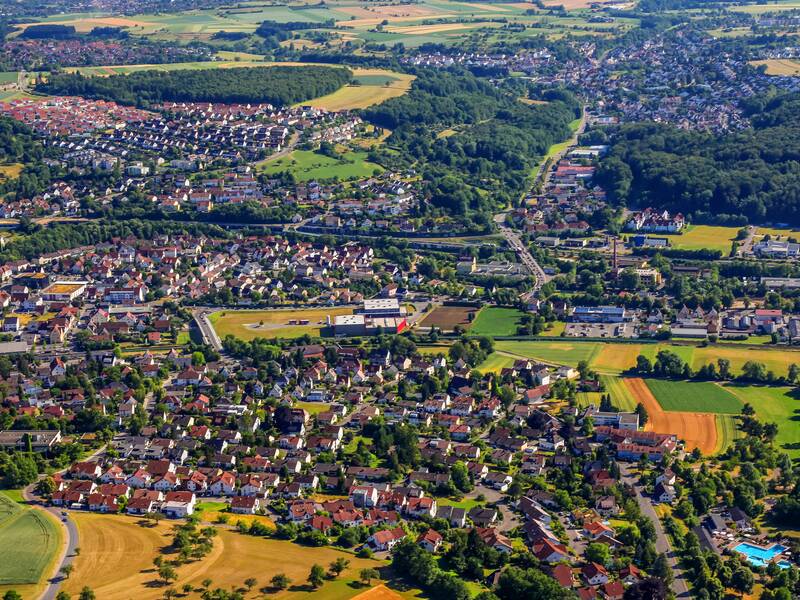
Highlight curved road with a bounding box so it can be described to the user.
[22,486,78,600]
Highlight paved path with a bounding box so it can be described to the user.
[22,487,78,600]
[193,309,223,352]
[620,466,690,598]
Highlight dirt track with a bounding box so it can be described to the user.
[624,377,718,455]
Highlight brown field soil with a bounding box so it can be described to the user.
[624,377,718,455]
[420,306,476,331]
[16,17,155,33]
[385,22,496,34]
[353,585,404,600]
[750,59,800,76]
[65,513,383,599]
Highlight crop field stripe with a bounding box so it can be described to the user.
[714,414,741,454]
[600,374,637,411]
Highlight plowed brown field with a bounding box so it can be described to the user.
[624,377,718,455]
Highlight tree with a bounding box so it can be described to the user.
[585,543,611,566]
[56,593,71,600]
[635,402,648,427]
[495,566,575,600]
[244,577,257,592]
[78,588,96,600]
[3,592,23,600]
[201,578,212,590]
[60,564,74,578]
[35,476,57,496]
[271,573,290,590]
[159,565,177,585]
[623,578,667,600]
[360,568,379,586]
[308,564,326,588]
[730,568,754,597]
[329,558,349,578]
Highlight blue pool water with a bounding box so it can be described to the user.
[734,542,787,568]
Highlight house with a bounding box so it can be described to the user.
[369,526,407,551]
[582,563,609,586]
[417,528,443,553]
[551,563,574,588]
[602,581,624,600]
[161,491,196,518]
[230,496,261,514]
[533,538,570,563]
[653,481,676,504]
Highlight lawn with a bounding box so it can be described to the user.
[0,493,62,590]
[725,385,800,457]
[209,307,353,340]
[258,149,382,182]
[296,401,336,416]
[65,513,387,600]
[669,225,739,253]
[644,379,743,414]
[494,340,602,367]
[469,307,527,337]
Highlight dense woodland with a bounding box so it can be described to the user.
[39,65,352,107]
[363,69,580,226]
[595,91,800,225]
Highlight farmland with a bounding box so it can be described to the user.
[644,379,743,414]
[752,59,800,76]
[624,377,720,455]
[476,351,516,374]
[469,307,527,337]
[419,305,476,332]
[209,307,353,340]
[257,149,382,182]
[669,225,738,253]
[726,385,800,457]
[0,492,62,597]
[305,71,415,111]
[64,513,387,600]
[494,339,602,367]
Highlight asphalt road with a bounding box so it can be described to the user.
[22,487,78,600]
[620,465,690,598]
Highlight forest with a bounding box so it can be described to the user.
[595,91,800,225]
[363,69,580,225]
[38,65,352,107]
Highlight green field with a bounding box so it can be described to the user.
[469,307,527,337]
[475,351,516,374]
[726,385,800,457]
[495,340,601,367]
[600,374,638,411]
[644,379,743,414]
[0,492,62,587]
[257,149,382,182]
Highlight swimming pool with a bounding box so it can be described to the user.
[734,542,787,568]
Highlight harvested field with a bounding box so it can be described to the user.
[352,585,404,600]
[65,513,383,600]
[691,345,800,379]
[541,0,597,7]
[751,59,800,75]
[420,305,476,331]
[385,22,497,34]
[209,307,353,340]
[624,377,718,455]
[16,17,156,33]
[591,343,644,375]
[304,70,414,110]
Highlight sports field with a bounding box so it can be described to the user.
[469,307,527,337]
[726,385,800,457]
[670,225,738,253]
[625,377,720,455]
[644,379,743,414]
[209,307,353,340]
[258,149,382,182]
[65,513,384,600]
[0,492,62,594]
